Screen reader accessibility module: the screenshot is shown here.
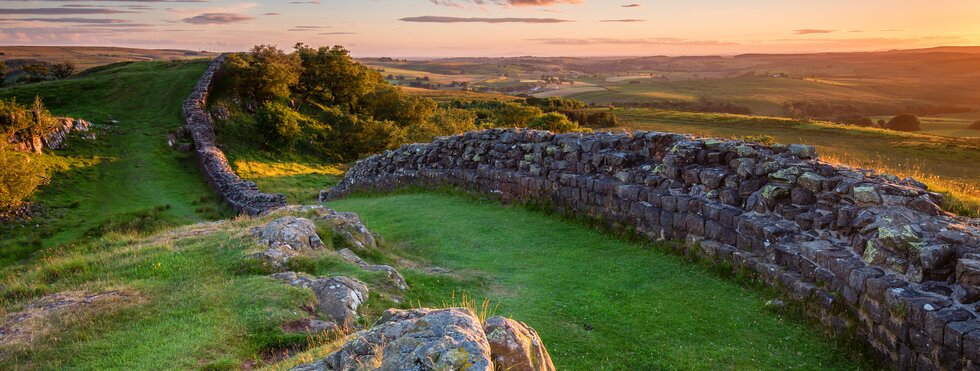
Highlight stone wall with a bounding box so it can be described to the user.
[182,56,286,216]
[322,128,980,369]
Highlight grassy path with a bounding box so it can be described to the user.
[329,193,880,370]
[0,60,228,265]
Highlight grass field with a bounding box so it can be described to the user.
[0,46,216,84]
[327,192,881,370]
[0,59,229,266]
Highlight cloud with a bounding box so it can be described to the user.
[288,25,330,31]
[2,17,132,23]
[431,0,582,7]
[0,8,136,14]
[181,12,253,24]
[529,37,736,46]
[794,29,836,35]
[621,3,641,7]
[6,0,205,2]
[400,16,571,23]
[263,12,280,15]
[600,19,645,22]
[319,32,356,35]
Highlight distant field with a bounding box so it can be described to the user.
[398,86,517,102]
[871,113,980,138]
[0,46,215,71]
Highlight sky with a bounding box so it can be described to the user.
[1,0,979,57]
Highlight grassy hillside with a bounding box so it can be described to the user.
[0,60,229,266]
[0,46,215,72]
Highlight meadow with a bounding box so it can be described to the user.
[0,60,229,266]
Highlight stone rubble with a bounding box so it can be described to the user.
[321,128,980,369]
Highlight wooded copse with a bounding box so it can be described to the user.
[218,44,595,161]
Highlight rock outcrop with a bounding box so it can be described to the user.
[338,248,408,291]
[181,55,286,216]
[484,316,555,371]
[292,308,550,371]
[322,128,980,369]
[250,216,326,269]
[6,117,92,153]
[273,272,369,327]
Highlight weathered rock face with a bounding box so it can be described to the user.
[250,216,325,269]
[322,128,980,369]
[292,308,497,371]
[181,55,286,216]
[337,248,408,291]
[6,117,92,153]
[272,272,368,326]
[484,316,556,371]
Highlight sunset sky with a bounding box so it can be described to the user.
[1,0,979,57]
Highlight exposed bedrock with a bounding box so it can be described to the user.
[322,128,980,369]
[181,55,286,216]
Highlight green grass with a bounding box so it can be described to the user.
[0,59,230,266]
[328,192,881,370]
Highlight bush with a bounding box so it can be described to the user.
[836,114,876,127]
[886,113,921,132]
[528,112,578,133]
[0,143,44,210]
[254,101,305,149]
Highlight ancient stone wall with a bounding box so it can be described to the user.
[182,56,286,216]
[322,128,980,369]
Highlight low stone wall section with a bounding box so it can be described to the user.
[322,128,980,370]
[181,56,286,215]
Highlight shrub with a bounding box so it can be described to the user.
[885,113,921,132]
[0,142,44,210]
[836,114,876,127]
[741,135,776,145]
[21,64,50,83]
[254,101,305,149]
[51,60,77,79]
[528,112,578,133]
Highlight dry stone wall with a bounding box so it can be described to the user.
[322,128,980,370]
[182,56,286,215]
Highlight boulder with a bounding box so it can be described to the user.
[957,257,980,303]
[250,217,325,268]
[293,308,493,371]
[484,316,556,371]
[272,272,368,326]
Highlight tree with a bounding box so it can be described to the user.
[293,43,384,111]
[495,102,543,128]
[322,108,406,161]
[0,60,7,86]
[224,45,300,103]
[0,141,44,211]
[51,60,77,79]
[254,101,305,149]
[886,113,921,132]
[528,112,578,133]
[363,86,436,127]
[22,64,49,82]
